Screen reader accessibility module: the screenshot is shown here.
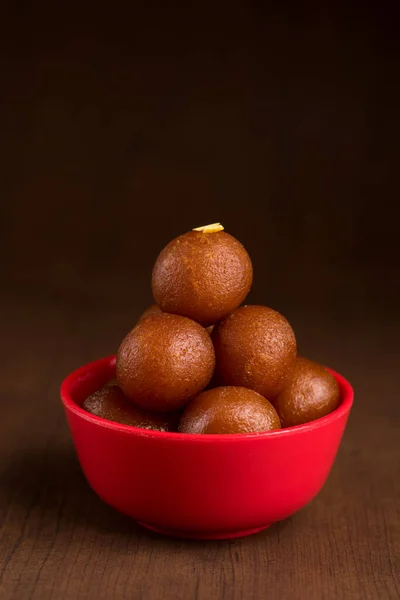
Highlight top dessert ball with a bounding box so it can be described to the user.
[151,224,253,326]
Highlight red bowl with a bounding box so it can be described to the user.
[60,355,353,540]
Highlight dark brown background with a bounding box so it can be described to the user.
[1,3,399,599]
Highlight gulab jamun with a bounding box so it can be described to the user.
[116,313,215,412]
[212,305,297,399]
[179,386,281,434]
[273,357,340,427]
[82,385,179,431]
[138,303,162,322]
[151,224,253,326]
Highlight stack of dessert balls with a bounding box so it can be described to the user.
[83,223,340,434]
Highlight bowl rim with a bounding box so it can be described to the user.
[60,355,354,443]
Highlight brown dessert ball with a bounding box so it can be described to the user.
[212,305,297,399]
[179,386,281,434]
[274,357,340,427]
[138,303,162,322]
[116,313,215,412]
[82,385,179,431]
[152,228,253,326]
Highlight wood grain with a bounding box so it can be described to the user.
[1,2,399,598]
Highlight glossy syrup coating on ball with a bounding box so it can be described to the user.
[273,357,340,427]
[82,385,179,431]
[212,305,297,399]
[152,228,253,327]
[116,313,215,412]
[179,386,281,434]
[138,303,162,322]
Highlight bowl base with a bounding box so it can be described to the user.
[137,521,270,540]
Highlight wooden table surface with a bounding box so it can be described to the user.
[1,3,399,599]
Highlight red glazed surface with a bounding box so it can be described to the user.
[60,356,353,540]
